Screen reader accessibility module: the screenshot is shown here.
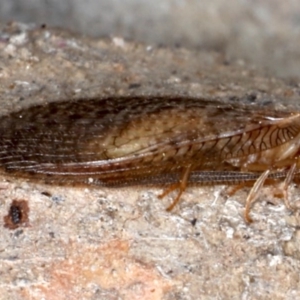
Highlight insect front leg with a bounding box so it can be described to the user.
[280,162,297,211]
[244,163,298,223]
[244,170,270,223]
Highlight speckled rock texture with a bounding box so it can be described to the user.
[0,22,300,299]
[2,0,300,78]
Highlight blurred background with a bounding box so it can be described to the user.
[1,0,300,78]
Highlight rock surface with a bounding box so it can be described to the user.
[0,22,300,299]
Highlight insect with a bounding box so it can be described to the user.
[0,96,299,222]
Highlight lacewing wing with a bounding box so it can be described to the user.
[0,96,299,221]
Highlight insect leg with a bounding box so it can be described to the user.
[158,164,192,211]
[281,163,297,210]
[244,169,270,223]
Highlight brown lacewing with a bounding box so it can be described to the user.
[1,96,300,222]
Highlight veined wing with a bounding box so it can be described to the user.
[0,96,297,184]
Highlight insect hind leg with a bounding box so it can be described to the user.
[158,165,192,211]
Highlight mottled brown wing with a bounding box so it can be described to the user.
[0,96,296,186]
